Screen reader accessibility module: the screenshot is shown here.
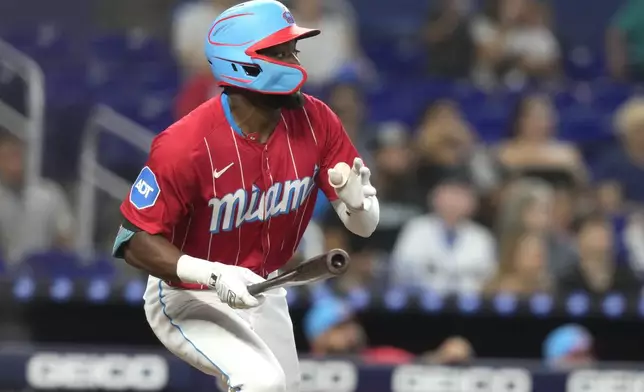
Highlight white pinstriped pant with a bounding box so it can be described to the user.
[143,276,300,392]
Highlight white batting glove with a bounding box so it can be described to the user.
[328,157,377,212]
[176,256,265,309]
[208,264,266,309]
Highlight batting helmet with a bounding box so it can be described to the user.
[205,0,320,95]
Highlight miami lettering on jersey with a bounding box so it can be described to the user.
[208,167,318,233]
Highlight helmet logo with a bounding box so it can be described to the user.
[283,11,295,24]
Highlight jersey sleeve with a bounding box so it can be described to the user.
[119,132,198,236]
[316,102,361,202]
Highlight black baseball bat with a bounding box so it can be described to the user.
[247,249,350,296]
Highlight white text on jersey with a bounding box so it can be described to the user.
[208,173,317,233]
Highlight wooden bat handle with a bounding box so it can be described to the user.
[247,249,350,296]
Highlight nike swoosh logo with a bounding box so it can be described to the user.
[213,162,234,179]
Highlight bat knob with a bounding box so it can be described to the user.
[327,249,350,275]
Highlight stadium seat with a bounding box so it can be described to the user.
[2,24,72,62]
[559,106,610,142]
[90,31,172,64]
[44,61,89,107]
[466,102,511,143]
[17,250,84,278]
[83,257,118,280]
[563,46,605,81]
[590,81,635,112]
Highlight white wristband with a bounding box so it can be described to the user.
[176,255,219,286]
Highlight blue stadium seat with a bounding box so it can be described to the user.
[552,89,583,110]
[44,61,89,107]
[90,32,172,64]
[559,106,610,142]
[17,250,84,278]
[362,37,426,78]
[2,25,72,62]
[466,102,511,143]
[590,81,634,112]
[563,46,605,81]
[87,60,179,92]
[83,257,117,280]
[353,0,429,37]
[367,81,431,127]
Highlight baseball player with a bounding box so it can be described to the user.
[111,1,379,391]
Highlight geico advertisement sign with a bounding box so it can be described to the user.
[26,353,169,390]
[299,360,359,392]
[568,370,644,392]
[392,366,533,392]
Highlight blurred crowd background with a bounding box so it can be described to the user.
[3,0,644,389]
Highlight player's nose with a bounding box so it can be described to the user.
[286,52,301,66]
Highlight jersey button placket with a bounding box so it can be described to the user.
[260,145,271,276]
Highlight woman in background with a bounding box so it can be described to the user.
[485,179,577,294]
[496,94,587,184]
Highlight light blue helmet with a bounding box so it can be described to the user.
[205,0,320,95]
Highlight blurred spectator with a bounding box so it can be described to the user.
[290,0,367,87]
[625,213,644,276]
[471,0,560,89]
[0,129,74,265]
[496,94,587,184]
[324,123,422,254]
[558,214,641,295]
[423,0,475,79]
[172,0,239,77]
[391,176,496,295]
[328,247,386,295]
[543,324,595,369]
[312,81,374,221]
[172,0,234,119]
[304,297,415,364]
[327,81,373,164]
[305,297,473,364]
[174,72,221,120]
[422,336,475,365]
[486,179,578,295]
[552,186,576,236]
[484,232,552,295]
[279,221,325,272]
[503,179,578,274]
[606,0,644,82]
[415,100,499,200]
[595,97,644,209]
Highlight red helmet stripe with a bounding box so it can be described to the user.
[207,13,255,46]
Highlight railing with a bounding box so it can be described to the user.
[76,104,154,258]
[0,38,45,189]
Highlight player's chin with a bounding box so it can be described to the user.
[269,91,304,109]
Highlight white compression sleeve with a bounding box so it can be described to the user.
[331,196,380,238]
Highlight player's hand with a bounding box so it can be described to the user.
[208,264,266,309]
[328,157,377,212]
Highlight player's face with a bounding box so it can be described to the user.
[257,41,305,109]
[0,140,24,187]
[321,321,367,354]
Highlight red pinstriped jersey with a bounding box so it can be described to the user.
[120,93,359,285]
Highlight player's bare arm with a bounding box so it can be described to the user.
[120,226,182,282]
[116,220,264,309]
